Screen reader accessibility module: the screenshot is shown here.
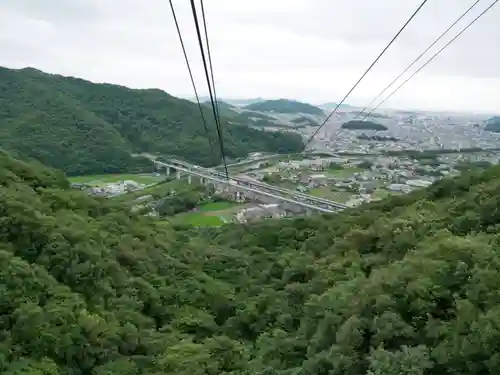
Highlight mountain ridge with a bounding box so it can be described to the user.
[202,99,321,129]
[319,102,354,110]
[0,66,303,175]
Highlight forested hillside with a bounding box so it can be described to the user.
[485,116,500,132]
[2,150,500,374]
[245,99,325,116]
[0,67,303,175]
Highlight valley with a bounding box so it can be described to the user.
[2,58,500,375]
[68,144,500,227]
[3,0,500,373]
[2,71,500,374]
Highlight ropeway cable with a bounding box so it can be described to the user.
[356,0,484,119]
[168,0,217,159]
[301,0,430,152]
[190,0,230,179]
[362,0,499,120]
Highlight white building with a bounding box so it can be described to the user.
[236,203,283,222]
[405,179,433,188]
[387,183,413,193]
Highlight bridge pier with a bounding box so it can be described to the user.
[154,160,344,214]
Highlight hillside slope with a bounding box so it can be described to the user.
[245,99,325,116]
[2,151,500,374]
[320,102,354,110]
[485,116,500,132]
[0,67,303,175]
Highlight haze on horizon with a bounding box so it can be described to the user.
[1,0,499,114]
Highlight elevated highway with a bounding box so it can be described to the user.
[154,159,348,214]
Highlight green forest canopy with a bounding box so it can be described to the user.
[202,102,283,128]
[0,66,303,176]
[3,149,500,374]
[341,120,388,131]
[245,99,325,116]
[485,116,500,132]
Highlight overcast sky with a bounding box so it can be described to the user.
[1,0,499,113]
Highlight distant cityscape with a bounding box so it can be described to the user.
[306,108,496,154]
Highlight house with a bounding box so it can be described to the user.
[135,194,153,202]
[296,185,309,193]
[335,181,352,190]
[235,204,283,222]
[310,173,328,186]
[387,183,412,193]
[249,152,263,158]
[405,179,432,188]
[260,203,282,217]
[71,183,88,190]
[360,181,378,193]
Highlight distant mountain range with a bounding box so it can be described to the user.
[194,97,355,112]
[319,102,355,110]
[197,97,266,106]
[201,99,325,129]
[245,99,325,116]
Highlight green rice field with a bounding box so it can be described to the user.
[68,173,164,186]
[325,167,364,178]
[175,213,226,227]
[309,187,353,203]
[172,201,242,227]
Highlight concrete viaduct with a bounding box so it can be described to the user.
[154,159,348,215]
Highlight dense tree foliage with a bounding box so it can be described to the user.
[341,120,388,131]
[3,150,500,374]
[290,116,320,127]
[245,99,325,116]
[155,185,213,217]
[485,116,500,132]
[202,100,238,118]
[0,67,303,175]
[357,134,399,142]
[357,160,373,169]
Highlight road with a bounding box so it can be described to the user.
[156,159,347,212]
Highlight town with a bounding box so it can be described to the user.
[73,134,500,226]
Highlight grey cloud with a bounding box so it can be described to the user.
[4,0,103,24]
[231,0,500,77]
[0,0,499,112]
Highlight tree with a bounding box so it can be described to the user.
[0,66,303,175]
[2,151,500,374]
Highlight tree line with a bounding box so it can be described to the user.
[2,149,500,374]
